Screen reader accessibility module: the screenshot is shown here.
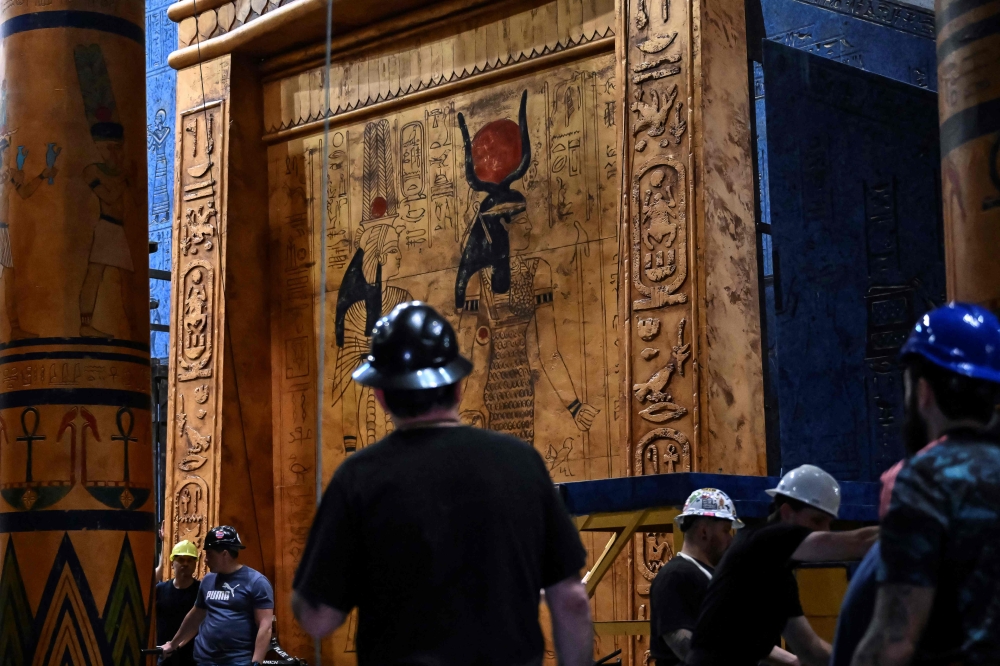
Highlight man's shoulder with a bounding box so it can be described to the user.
[358,426,540,459]
[652,556,701,590]
[915,438,1000,466]
[905,439,1000,485]
[464,427,540,454]
[728,522,810,559]
[238,565,266,580]
[240,566,273,588]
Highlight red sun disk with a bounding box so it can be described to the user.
[370,196,388,219]
[471,119,522,184]
[95,106,113,122]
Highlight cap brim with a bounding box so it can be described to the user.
[352,356,473,389]
[677,512,744,529]
[765,490,838,519]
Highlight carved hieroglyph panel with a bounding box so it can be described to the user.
[262,0,616,134]
[166,99,226,579]
[625,0,695,468]
[311,55,621,479]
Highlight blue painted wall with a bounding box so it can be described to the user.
[146,0,176,360]
[752,0,938,473]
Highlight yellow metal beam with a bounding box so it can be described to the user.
[577,506,682,597]
[594,621,651,636]
[583,509,648,597]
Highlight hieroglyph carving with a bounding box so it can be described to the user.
[176,396,212,471]
[178,260,214,381]
[634,427,691,475]
[635,318,689,422]
[640,532,673,581]
[174,475,210,576]
[180,201,218,255]
[637,316,660,340]
[632,156,687,310]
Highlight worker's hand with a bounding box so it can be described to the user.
[573,403,599,431]
[159,641,175,655]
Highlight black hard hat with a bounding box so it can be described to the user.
[204,525,245,551]
[352,301,472,390]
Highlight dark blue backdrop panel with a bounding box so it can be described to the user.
[557,473,880,522]
[761,0,936,91]
[146,0,176,361]
[762,41,945,482]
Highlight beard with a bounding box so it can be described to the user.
[902,387,930,456]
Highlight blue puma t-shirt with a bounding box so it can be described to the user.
[193,565,274,664]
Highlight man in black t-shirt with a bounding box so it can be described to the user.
[688,465,878,666]
[650,488,742,666]
[292,302,592,666]
[155,540,201,666]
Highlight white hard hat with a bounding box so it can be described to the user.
[677,488,744,529]
[766,464,841,518]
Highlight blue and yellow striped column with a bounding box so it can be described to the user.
[936,0,1000,308]
[0,0,153,663]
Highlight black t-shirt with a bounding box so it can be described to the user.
[650,555,714,666]
[155,579,200,666]
[689,522,810,666]
[293,425,587,666]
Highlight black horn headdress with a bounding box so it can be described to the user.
[455,90,532,310]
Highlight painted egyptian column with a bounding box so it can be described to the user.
[936,0,1000,308]
[0,1,154,663]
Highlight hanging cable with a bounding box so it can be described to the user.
[315,0,334,662]
[188,0,219,207]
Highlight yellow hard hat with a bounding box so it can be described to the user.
[170,540,199,561]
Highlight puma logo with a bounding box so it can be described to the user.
[205,583,241,601]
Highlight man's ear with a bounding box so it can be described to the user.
[374,388,388,411]
[917,376,937,412]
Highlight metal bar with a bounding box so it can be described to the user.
[584,509,648,597]
[593,621,651,636]
[582,533,617,586]
[149,269,172,281]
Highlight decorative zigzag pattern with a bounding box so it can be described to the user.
[103,536,146,666]
[264,0,616,134]
[0,534,150,666]
[31,535,106,666]
[0,539,33,666]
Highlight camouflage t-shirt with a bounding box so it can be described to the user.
[879,430,1000,665]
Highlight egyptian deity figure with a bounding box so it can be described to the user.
[331,203,411,451]
[0,135,58,340]
[455,91,598,445]
[147,109,171,225]
[75,44,138,339]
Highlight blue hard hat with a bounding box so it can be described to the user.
[900,302,1000,384]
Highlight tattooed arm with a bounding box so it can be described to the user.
[850,584,934,666]
[782,616,830,666]
[663,629,692,662]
